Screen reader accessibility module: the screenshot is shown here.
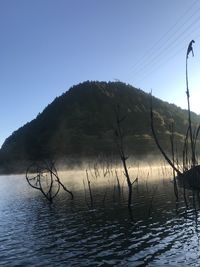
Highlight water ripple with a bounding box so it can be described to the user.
[1,174,200,266]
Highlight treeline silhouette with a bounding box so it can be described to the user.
[0,81,199,173]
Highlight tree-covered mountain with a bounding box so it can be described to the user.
[0,81,199,173]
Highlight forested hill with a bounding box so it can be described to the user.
[0,81,199,173]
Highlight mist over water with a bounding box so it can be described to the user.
[1,165,200,266]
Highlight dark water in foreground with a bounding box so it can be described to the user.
[1,169,200,266]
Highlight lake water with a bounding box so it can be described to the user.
[1,165,200,266]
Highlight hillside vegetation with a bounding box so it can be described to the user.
[0,81,199,172]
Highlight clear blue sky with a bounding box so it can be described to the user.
[1,0,200,147]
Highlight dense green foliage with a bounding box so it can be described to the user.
[0,81,199,172]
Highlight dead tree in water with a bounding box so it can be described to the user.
[169,122,179,199]
[182,40,200,172]
[151,40,200,193]
[186,40,196,167]
[26,160,73,203]
[150,99,181,199]
[150,96,182,176]
[86,169,94,208]
[114,104,137,209]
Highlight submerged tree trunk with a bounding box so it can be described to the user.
[114,105,137,209]
[150,95,182,176]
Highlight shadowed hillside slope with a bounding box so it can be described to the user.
[0,81,199,173]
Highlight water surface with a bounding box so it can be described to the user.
[0,167,200,266]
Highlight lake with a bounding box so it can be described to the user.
[0,165,200,266]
